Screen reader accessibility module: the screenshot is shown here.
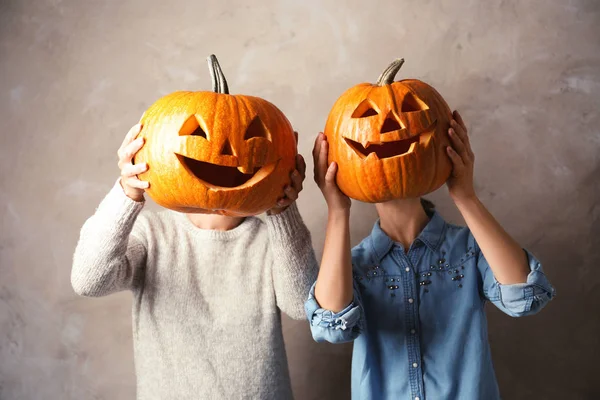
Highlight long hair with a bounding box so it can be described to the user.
[420,198,435,213]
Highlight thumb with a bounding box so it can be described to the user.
[325,162,338,183]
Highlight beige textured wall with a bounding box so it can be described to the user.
[1,0,599,399]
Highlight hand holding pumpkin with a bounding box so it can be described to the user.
[313,132,351,212]
[267,153,307,215]
[118,123,150,202]
[445,110,476,203]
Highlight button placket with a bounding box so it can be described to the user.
[399,246,425,400]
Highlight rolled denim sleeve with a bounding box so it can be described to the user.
[480,248,556,317]
[304,281,363,343]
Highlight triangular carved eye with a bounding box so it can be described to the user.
[191,125,207,138]
[351,99,379,118]
[180,115,208,139]
[221,138,234,155]
[401,92,428,112]
[244,116,270,140]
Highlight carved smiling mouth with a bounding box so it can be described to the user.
[177,155,277,189]
[344,120,437,159]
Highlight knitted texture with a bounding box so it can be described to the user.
[71,182,318,400]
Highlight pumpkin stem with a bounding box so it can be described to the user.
[375,58,405,86]
[207,54,230,94]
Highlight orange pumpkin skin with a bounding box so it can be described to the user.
[325,58,453,203]
[134,56,296,216]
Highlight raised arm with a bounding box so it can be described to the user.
[71,124,150,296]
[266,152,318,320]
[446,111,554,315]
[312,133,353,312]
[446,111,530,284]
[304,133,363,343]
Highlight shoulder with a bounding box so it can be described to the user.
[351,235,378,269]
[131,209,181,239]
[439,221,479,261]
[444,221,473,243]
[247,216,268,235]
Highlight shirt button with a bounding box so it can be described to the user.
[405,267,410,272]
[412,362,418,368]
[408,298,414,304]
[410,329,416,334]
[415,397,421,400]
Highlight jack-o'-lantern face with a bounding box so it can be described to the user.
[325,58,453,202]
[134,56,296,216]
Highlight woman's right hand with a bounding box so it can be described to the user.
[118,123,149,202]
[312,132,351,212]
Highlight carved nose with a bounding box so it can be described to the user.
[380,113,404,133]
[220,138,234,156]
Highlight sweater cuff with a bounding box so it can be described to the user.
[95,179,145,227]
[265,202,305,238]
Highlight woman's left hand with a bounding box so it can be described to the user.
[446,110,476,203]
[267,132,306,215]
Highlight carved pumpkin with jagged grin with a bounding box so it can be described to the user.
[325,58,453,203]
[134,55,296,216]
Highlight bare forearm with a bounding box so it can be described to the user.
[314,209,353,312]
[455,196,529,284]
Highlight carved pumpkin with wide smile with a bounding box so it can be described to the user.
[325,58,453,202]
[134,55,297,216]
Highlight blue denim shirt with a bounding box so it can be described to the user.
[305,212,555,400]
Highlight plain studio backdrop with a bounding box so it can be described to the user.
[1,0,599,399]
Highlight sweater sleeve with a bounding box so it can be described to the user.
[71,180,148,297]
[265,203,319,320]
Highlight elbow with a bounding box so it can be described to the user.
[310,326,359,344]
[502,293,554,318]
[70,274,101,297]
[70,260,108,298]
[71,280,94,297]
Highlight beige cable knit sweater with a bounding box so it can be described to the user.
[71,182,318,400]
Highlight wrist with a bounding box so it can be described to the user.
[452,193,481,211]
[328,207,350,220]
[122,186,144,202]
[267,205,287,216]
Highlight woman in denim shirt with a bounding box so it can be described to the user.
[306,111,555,400]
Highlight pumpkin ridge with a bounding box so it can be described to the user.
[323,58,453,202]
[354,86,377,202]
[136,56,296,215]
[331,89,362,201]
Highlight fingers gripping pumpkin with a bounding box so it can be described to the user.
[325,58,453,202]
[135,55,297,216]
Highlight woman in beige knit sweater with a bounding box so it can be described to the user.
[71,123,319,400]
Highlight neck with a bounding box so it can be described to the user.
[375,198,431,251]
[186,212,246,231]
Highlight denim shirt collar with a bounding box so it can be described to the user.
[369,211,447,262]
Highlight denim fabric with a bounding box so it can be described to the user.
[306,212,555,400]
